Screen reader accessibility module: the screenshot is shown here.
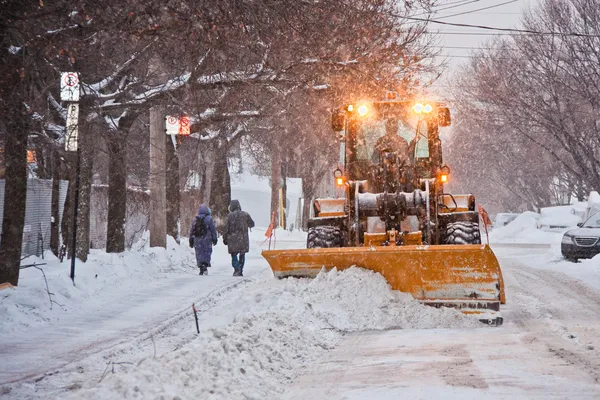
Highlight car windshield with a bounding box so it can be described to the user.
[583,214,600,228]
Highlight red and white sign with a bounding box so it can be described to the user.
[60,72,80,102]
[165,115,191,136]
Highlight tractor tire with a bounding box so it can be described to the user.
[307,226,346,248]
[444,221,481,245]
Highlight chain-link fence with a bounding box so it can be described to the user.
[0,179,68,258]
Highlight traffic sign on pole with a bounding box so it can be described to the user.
[60,72,80,102]
[165,115,191,136]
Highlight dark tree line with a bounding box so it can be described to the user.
[0,0,438,285]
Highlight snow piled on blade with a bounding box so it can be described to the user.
[69,267,478,400]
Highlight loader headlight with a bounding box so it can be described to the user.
[413,103,433,114]
[357,104,369,117]
[562,234,574,244]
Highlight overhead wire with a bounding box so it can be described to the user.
[414,0,481,16]
[435,0,518,20]
[404,16,600,37]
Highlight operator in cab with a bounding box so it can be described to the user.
[372,118,411,167]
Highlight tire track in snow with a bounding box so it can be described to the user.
[501,259,600,383]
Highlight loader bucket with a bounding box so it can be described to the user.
[262,244,505,315]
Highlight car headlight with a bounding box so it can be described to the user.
[562,234,574,244]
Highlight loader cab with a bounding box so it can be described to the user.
[337,101,447,188]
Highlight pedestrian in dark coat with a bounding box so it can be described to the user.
[189,204,218,275]
[223,199,255,276]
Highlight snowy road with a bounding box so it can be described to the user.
[3,241,600,399]
[286,246,600,399]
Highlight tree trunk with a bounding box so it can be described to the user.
[165,135,180,244]
[149,106,167,248]
[0,103,28,285]
[106,135,126,253]
[270,146,280,227]
[200,144,216,205]
[209,146,231,230]
[75,120,93,261]
[50,150,60,256]
[302,177,315,231]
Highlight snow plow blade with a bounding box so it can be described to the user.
[262,244,505,317]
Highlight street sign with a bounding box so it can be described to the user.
[65,103,79,151]
[60,72,80,102]
[165,115,191,136]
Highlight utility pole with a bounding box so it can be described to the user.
[149,106,167,248]
[61,72,80,284]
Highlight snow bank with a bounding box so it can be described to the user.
[539,205,581,231]
[489,211,562,244]
[68,268,478,400]
[0,233,193,337]
[586,191,600,221]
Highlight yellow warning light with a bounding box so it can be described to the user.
[412,103,424,114]
[439,164,451,183]
[386,91,398,100]
[347,104,354,112]
[336,177,344,186]
[357,104,368,117]
[423,104,433,114]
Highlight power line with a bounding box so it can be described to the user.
[437,0,518,20]
[432,45,521,51]
[405,16,600,37]
[428,0,481,13]
[432,0,481,8]
[436,11,521,15]
[412,0,480,19]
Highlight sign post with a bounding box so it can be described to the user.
[61,72,80,284]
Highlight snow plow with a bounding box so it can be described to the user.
[262,94,505,325]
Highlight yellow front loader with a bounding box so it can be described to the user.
[262,95,505,325]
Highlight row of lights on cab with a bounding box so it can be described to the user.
[334,166,449,186]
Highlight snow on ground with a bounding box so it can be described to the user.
[66,268,477,400]
[488,211,600,291]
[1,227,478,400]
[489,211,564,245]
[0,233,194,338]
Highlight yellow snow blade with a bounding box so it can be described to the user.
[262,244,505,312]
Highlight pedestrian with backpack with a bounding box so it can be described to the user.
[189,204,218,275]
[223,200,255,276]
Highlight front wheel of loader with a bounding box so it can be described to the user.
[444,221,481,245]
[307,226,346,248]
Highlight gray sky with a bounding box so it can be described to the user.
[423,0,537,98]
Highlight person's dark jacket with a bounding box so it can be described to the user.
[189,204,218,265]
[223,200,255,254]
